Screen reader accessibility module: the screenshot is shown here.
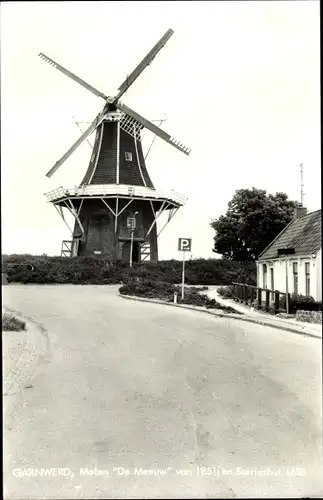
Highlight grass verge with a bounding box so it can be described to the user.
[119,279,242,314]
[2,313,26,331]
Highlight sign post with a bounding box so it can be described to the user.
[178,238,192,300]
[130,229,134,268]
[127,214,138,268]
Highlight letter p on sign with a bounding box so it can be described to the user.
[178,238,192,252]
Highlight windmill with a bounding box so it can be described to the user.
[72,116,167,159]
[41,28,190,262]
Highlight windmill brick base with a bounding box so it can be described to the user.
[45,184,185,262]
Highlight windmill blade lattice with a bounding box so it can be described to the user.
[38,53,108,100]
[39,28,190,177]
[119,113,144,141]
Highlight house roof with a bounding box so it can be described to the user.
[258,209,321,261]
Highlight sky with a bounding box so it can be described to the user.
[1,1,320,259]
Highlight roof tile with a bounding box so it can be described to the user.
[258,210,321,260]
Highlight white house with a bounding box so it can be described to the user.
[257,207,321,301]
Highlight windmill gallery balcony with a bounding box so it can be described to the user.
[44,184,187,207]
[44,184,187,261]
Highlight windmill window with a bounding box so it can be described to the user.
[125,152,133,161]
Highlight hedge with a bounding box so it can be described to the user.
[2,254,256,286]
[119,279,240,313]
[2,313,26,331]
[217,284,234,298]
[279,293,322,314]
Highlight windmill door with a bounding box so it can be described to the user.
[121,241,141,264]
[72,239,80,257]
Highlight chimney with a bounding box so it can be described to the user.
[293,206,307,220]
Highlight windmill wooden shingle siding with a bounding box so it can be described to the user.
[41,29,190,262]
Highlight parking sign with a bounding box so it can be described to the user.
[178,238,192,252]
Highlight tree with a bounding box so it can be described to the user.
[210,188,298,261]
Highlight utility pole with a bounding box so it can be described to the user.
[130,228,134,269]
[300,163,304,206]
[129,211,139,268]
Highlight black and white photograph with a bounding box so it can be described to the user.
[1,0,322,498]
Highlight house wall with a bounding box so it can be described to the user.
[315,249,322,301]
[257,256,320,300]
[257,260,286,292]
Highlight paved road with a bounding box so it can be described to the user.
[3,285,323,498]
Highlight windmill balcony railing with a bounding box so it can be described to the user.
[44,184,187,206]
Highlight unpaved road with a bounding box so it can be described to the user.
[3,285,323,498]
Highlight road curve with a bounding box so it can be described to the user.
[3,285,323,499]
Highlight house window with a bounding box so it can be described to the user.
[125,152,133,161]
[305,262,310,296]
[270,267,274,300]
[293,262,298,294]
[263,264,267,289]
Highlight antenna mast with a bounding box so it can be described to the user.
[300,163,304,206]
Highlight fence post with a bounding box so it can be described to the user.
[265,290,270,312]
[257,288,262,309]
[250,287,254,305]
[286,293,291,314]
[274,291,280,314]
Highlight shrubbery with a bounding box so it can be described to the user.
[2,313,26,331]
[119,279,240,313]
[279,293,322,314]
[217,284,234,298]
[2,255,256,286]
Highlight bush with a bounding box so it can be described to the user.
[119,279,240,313]
[2,313,26,331]
[2,254,256,286]
[279,293,322,314]
[217,285,234,298]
